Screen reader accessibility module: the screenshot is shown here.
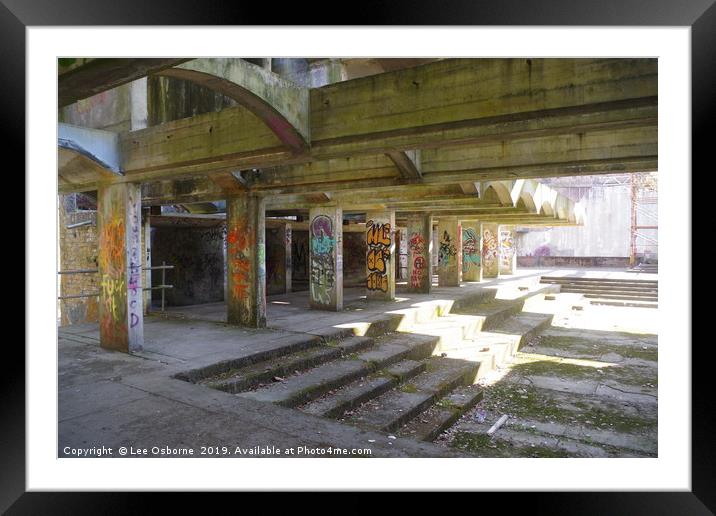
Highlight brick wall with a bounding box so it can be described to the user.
[58,194,148,326]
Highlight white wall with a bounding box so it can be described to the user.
[517,186,632,257]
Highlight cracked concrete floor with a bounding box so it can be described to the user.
[436,295,658,458]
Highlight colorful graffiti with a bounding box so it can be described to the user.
[499,228,515,273]
[482,226,499,276]
[366,220,391,292]
[227,220,254,301]
[462,227,481,273]
[310,215,336,305]
[438,230,457,267]
[408,232,427,289]
[98,209,127,343]
[127,192,142,330]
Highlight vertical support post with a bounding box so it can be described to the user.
[143,207,152,314]
[481,222,499,278]
[406,213,433,293]
[285,223,293,293]
[498,225,517,275]
[226,194,266,327]
[366,211,396,301]
[461,221,482,282]
[437,217,461,287]
[161,261,166,312]
[97,182,143,352]
[309,206,343,311]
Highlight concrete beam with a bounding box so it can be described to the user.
[59,58,190,107]
[156,59,311,151]
[112,58,656,181]
[386,150,422,181]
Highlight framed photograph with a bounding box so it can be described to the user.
[9,0,710,511]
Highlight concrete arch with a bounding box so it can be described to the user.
[156,59,310,152]
[540,201,555,217]
[482,181,514,206]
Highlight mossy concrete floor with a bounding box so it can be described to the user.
[435,295,657,458]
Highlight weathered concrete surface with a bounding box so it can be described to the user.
[498,225,516,275]
[97,182,144,352]
[436,295,658,458]
[481,222,499,278]
[366,211,395,301]
[309,206,343,311]
[226,194,266,327]
[461,221,482,282]
[406,214,432,293]
[58,319,462,458]
[437,217,461,287]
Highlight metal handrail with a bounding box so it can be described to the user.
[57,262,174,311]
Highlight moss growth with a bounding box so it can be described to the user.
[537,335,658,362]
[481,383,656,434]
[400,383,418,393]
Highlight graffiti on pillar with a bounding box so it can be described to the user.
[310,215,335,305]
[408,232,427,289]
[366,220,391,292]
[227,220,254,301]
[499,228,515,273]
[98,212,126,341]
[482,226,499,276]
[127,193,142,329]
[438,230,457,267]
[462,227,481,273]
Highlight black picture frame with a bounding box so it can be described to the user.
[7,0,710,512]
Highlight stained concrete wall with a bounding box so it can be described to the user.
[291,230,309,291]
[517,185,632,259]
[151,226,225,306]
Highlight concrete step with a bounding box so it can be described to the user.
[300,359,426,418]
[203,336,374,394]
[555,284,658,294]
[342,357,480,433]
[581,292,658,301]
[173,333,324,383]
[397,384,484,441]
[540,277,657,287]
[237,333,439,407]
[589,298,658,309]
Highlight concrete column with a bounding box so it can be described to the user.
[366,211,396,301]
[481,222,499,278]
[309,206,343,311]
[226,194,266,327]
[499,225,517,275]
[266,222,292,295]
[97,182,143,352]
[461,221,482,282]
[142,207,152,314]
[406,214,433,293]
[437,217,461,287]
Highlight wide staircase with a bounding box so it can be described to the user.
[174,282,558,443]
[539,276,658,308]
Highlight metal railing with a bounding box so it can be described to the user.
[57,262,174,312]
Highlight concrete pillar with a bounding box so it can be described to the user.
[461,221,482,282]
[266,222,292,295]
[309,206,343,311]
[499,225,517,275]
[226,194,266,327]
[481,222,499,278]
[437,217,461,287]
[97,182,143,352]
[142,208,152,314]
[366,211,396,301]
[406,214,433,293]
